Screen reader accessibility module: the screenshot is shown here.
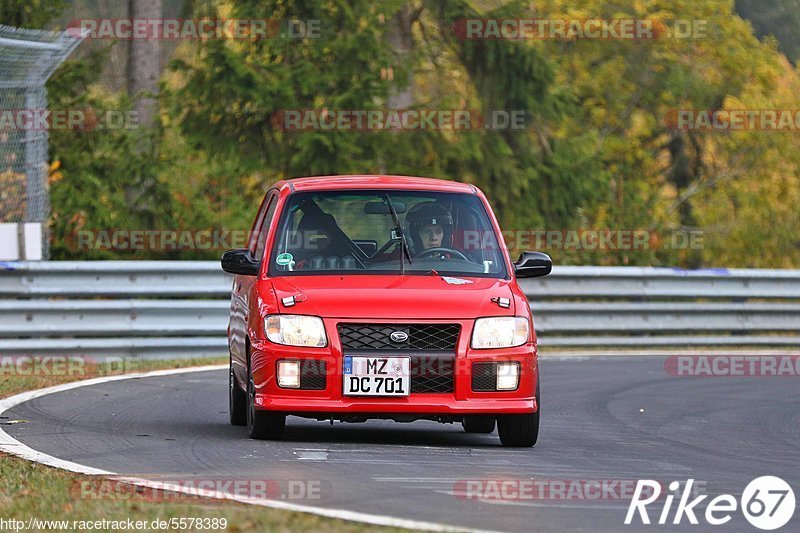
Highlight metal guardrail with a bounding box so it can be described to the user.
[4,261,800,298]
[0,261,229,297]
[0,337,227,359]
[518,267,800,299]
[1,261,798,356]
[0,300,229,337]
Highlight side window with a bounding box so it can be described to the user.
[452,201,503,274]
[248,193,271,254]
[253,194,278,261]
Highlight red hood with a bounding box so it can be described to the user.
[269,275,515,319]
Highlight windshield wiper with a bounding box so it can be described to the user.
[383,193,412,275]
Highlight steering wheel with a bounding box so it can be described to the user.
[415,247,471,261]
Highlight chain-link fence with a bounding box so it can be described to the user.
[0,24,84,258]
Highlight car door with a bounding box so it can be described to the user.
[230,189,278,382]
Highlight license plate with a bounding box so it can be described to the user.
[343,356,410,396]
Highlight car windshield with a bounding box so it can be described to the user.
[268,190,508,278]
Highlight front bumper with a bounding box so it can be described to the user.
[255,394,536,415]
[250,318,538,416]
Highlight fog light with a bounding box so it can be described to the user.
[277,360,300,388]
[496,362,519,391]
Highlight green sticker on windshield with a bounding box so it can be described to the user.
[276,253,293,266]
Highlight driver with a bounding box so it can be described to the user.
[405,202,454,256]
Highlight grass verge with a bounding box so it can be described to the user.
[0,356,406,532]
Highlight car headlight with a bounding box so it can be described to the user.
[265,315,327,347]
[471,316,529,349]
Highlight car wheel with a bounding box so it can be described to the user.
[229,358,247,426]
[462,416,496,433]
[497,375,540,447]
[246,369,285,440]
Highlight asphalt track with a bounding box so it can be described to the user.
[4,357,799,532]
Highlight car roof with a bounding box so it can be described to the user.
[275,175,478,194]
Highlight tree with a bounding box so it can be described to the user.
[128,0,162,132]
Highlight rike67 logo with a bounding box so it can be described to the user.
[626,477,795,530]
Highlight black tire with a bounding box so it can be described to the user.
[229,358,247,426]
[246,371,285,440]
[462,416,496,434]
[497,375,540,447]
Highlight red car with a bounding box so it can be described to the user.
[222,175,552,447]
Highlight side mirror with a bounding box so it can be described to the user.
[514,251,552,278]
[221,249,260,276]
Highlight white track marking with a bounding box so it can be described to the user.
[0,364,486,533]
[434,490,631,510]
[293,450,329,460]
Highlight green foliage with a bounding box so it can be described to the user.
[3,0,799,266]
[170,0,401,177]
[0,0,65,29]
[45,46,164,260]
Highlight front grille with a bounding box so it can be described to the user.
[299,360,326,390]
[472,362,497,392]
[338,323,460,352]
[411,357,453,393]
